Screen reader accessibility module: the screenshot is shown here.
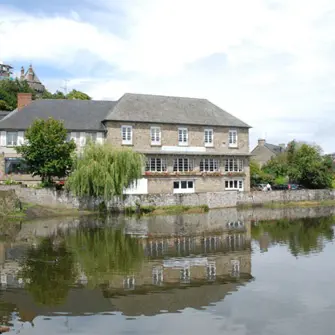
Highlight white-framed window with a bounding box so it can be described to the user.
[225,180,244,191]
[121,125,132,145]
[178,128,188,146]
[204,129,213,147]
[146,157,167,172]
[200,158,219,172]
[180,266,190,284]
[152,266,164,286]
[206,261,216,281]
[224,158,244,172]
[173,180,195,194]
[123,276,135,290]
[173,158,193,172]
[86,132,97,143]
[6,132,18,146]
[228,130,238,147]
[150,127,161,145]
[231,260,240,277]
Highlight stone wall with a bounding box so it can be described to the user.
[0,185,334,211]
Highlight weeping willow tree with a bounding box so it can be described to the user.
[66,142,144,201]
[64,227,145,288]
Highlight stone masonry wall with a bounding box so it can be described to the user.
[0,185,334,211]
[105,121,250,154]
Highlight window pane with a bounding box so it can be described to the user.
[187,181,193,188]
[239,180,243,188]
[234,180,238,188]
[225,181,228,188]
[181,181,187,189]
[173,181,179,189]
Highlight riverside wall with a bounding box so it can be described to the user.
[0,185,334,211]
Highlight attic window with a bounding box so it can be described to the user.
[229,130,238,148]
[121,125,132,145]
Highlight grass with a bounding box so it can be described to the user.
[124,204,209,216]
[5,202,92,221]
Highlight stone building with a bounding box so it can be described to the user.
[20,65,45,94]
[251,138,286,167]
[0,92,251,194]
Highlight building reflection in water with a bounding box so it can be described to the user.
[0,219,253,323]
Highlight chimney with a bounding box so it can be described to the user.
[20,66,25,80]
[17,93,32,110]
[258,139,266,146]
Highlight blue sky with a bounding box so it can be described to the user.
[1,0,335,152]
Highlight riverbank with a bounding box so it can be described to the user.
[0,185,334,212]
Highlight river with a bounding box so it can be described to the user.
[0,206,334,335]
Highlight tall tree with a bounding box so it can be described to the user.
[0,78,35,111]
[15,118,76,184]
[66,142,144,201]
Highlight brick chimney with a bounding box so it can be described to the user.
[17,93,32,110]
[258,139,266,146]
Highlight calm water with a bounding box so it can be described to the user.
[0,207,335,335]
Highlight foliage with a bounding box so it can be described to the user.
[64,227,144,288]
[0,78,35,111]
[19,237,77,306]
[250,159,274,187]
[288,143,333,189]
[262,153,288,178]
[251,216,335,256]
[66,142,144,201]
[15,118,76,183]
[42,89,91,100]
[66,89,91,100]
[258,140,333,189]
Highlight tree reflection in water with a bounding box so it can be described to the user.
[252,215,335,256]
[19,237,77,306]
[64,227,145,288]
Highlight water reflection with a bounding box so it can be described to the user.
[252,216,335,256]
[0,208,333,334]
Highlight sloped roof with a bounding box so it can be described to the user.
[264,143,285,155]
[0,99,116,131]
[105,93,250,128]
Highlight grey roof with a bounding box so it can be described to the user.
[0,110,9,120]
[105,93,251,128]
[264,143,285,155]
[0,99,117,131]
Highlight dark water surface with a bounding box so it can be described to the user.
[0,207,334,334]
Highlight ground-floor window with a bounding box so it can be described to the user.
[4,158,29,175]
[173,180,195,193]
[225,179,244,191]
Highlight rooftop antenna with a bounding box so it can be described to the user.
[61,79,69,95]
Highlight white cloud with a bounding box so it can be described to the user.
[1,0,335,152]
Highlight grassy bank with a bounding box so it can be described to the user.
[6,202,91,221]
[237,199,335,210]
[124,204,209,216]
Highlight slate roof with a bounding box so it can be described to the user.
[0,93,250,131]
[264,143,285,155]
[0,110,9,120]
[0,99,117,131]
[105,93,250,128]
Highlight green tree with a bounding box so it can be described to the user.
[66,142,144,201]
[0,78,35,110]
[19,237,77,306]
[15,118,76,184]
[262,152,288,178]
[288,144,333,189]
[66,89,91,100]
[250,159,274,187]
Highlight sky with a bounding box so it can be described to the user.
[0,0,335,153]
